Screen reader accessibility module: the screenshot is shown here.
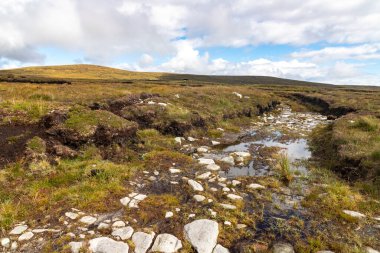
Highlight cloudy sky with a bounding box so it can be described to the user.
[1,0,380,85]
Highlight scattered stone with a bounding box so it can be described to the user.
[211,141,220,146]
[89,237,129,253]
[237,224,247,229]
[232,92,243,99]
[154,170,159,176]
[98,222,111,230]
[184,219,219,253]
[132,232,155,253]
[151,233,182,253]
[189,214,196,218]
[112,221,126,228]
[112,226,134,240]
[69,241,83,253]
[213,244,230,253]
[233,152,251,158]
[9,225,28,235]
[224,221,231,226]
[365,247,380,253]
[1,238,10,248]
[221,156,235,165]
[206,164,221,171]
[227,194,243,200]
[193,195,206,202]
[174,137,183,145]
[188,179,204,191]
[188,137,197,142]
[18,232,34,241]
[65,212,79,220]
[165,212,174,218]
[222,187,231,192]
[169,168,181,174]
[232,180,241,186]
[217,128,224,132]
[148,176,157,181]
[272,242,295,253]
[197,172,211,179]
[11,242,18,251]
[80,216,97,225]
[198,158,215,165]
[210,187,218,192]
[220,204,237,210]
[343,210,366,219]
[197,147,209,153]
[248,183,265,190]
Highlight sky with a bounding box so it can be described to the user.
[1,0,380,85]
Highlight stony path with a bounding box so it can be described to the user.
[1,107,379,253]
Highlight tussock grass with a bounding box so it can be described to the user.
[275,152,293,184]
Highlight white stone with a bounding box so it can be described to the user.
[343,210,366,219]
[112,226,134,240]
[197,172,211,180]
[222,187,231,192]
[148,176,157,181]
[9,225,28,235]
[193,195,206,202]
[134,194,148,201]
[224,221,231,226]
[220,204,237,210]
[98,222,110,230]
[232,180,241,186]
[65,212,79,220]
[165,212,174,218]
[211,141,220,146]
[233,152,251,158]
[18,232,34,241]
[227,194,243,200]
[188,214,196,218]
[112,221,126,228]
[198,158,215,165]
[188,137,197,142]
[1,238,10,248]
[213,244,230,253]
[232,92,243,99]
[184,219,219,253]
[169,168,181,174]
[248,183,266,190]
[69,241,83,253]
[132,232,155,253]
[197,147,209,153]
[89,237,129,253]
[209,209,217,217]
[188,179,204,191]
[206,164,221,171]
[237,224,247,229]
[10,242,18,251]
[365,247,380,253]
[80,216,97,225]
[151,233,182,253]
[210,187,218,192]
[154,170,159,176]
[220,156,234,165]
[217,128,224,132]
[174,137,182,145]
[272,242,295,253]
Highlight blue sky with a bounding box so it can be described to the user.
[1,0,380,85]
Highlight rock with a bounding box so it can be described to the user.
[220,204,237,210]
[343,210,366,219]
[193,195,206,202]
[198,158,215,165]
[184,219,219,253]
[224,221,231,226]
[69,241,83,253]
[134,194,148,201]
[220,156,235,165]
[169,168,181,174]
[206,164,221,171]
[227,194,243,200]
[189,214,196,218]
[272,242,295,253]
[112,226,134,240]
[233,152,251,158]
[89,237,129,253]
[10,242,18,251]
[188,137,197,142]
[112,221,126,228]
[32,228,60,233]
[80,216,97,225]
[165,212,174,218]
[232,180,241,186]
[98,222,111,230]
[151,233,182,252]
[365,247,380,253]
[373,217,380,221]
[247,183,265,190]
[18,232,34,241]
[188,179,204,191]
[237,224,247,229]
[197,147,209,153]
[211,141,220,146]
[174,137,183,145]
[65,212,79,220]
[132,232,155,253]
[210,187,218,192]
[213,244,230,253]
[9,225,28,235]
[232,92,243,99]
[148,176,157,181]
[316,251,335,253]
[1,238,10,248]
[197,172,211,180]
[222,187,231,192]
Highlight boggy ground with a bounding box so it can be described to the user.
[0,65,379,253]
[1,103,379,253]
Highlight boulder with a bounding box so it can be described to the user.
[213,244,230,253]
[132,232,155,253]
[89,237,129,253]
[151,233,182,252]
[184,219,219,253]
[112,226,134,240]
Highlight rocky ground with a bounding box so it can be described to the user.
[1,106,379,253]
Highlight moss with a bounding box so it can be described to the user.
[64,105,134,136]
[143,150,193,170]
[26,136,46,154]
